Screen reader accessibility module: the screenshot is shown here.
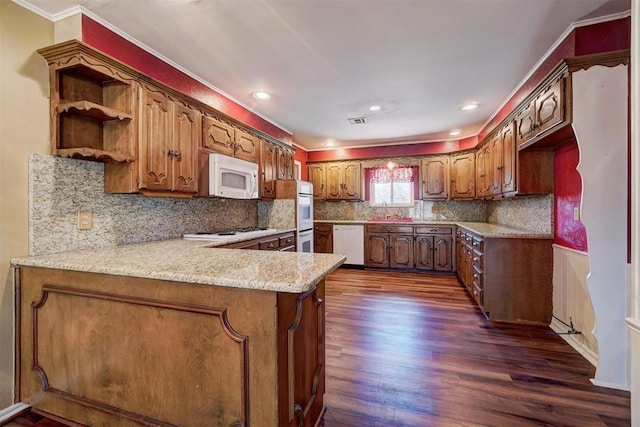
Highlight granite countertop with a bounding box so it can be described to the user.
[314,219,553,239]
[11,239,346,294]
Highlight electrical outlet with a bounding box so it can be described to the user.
[573,207,580,221]
[78,210,93,230]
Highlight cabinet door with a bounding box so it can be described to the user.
[276,146,294,180]
[365,234,389,268]
[325,163,343,200]
[259,140,277,200]
[234,129,259,163]
[313,224,333,253]
[308,164,326,200]
[421,156,449,200]
[414,235,434,271]
[489,132,503,196]
[450,152,475,200]
[433,235,453,272]
[514,101,536,148]
[500,122,516,194]
[475,145,491,199]
[171,102,199,193]
[139,88,172,191]
[535,79,564,136]
[341,162,362,200]
[202,115,235,156]
[389,235,413,269]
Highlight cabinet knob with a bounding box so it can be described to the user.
[167,149,175,157]
[173,150,182,159]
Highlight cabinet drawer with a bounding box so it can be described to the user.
[472,282,484,307]
[415,226,453,235]
[366,225,414,234]
[471,237,484,252]
[472,252,483,269]
[472,265,483,290]
[279,233,296,248]
[259,237,279,251]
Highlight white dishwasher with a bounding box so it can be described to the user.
[332,224,364,266]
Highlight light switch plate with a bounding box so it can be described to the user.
[573,207,580,221]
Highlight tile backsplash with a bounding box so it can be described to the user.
[29,154,259,255]
[314,195,553,234]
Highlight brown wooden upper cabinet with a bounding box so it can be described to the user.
[259,139,278,200]
[421,155,449,200]
[325,161,362,201]
[276,145,295,180]
[514,77,567,149]
[137,84,200,195]
[202,115,259,163]
[475,143,492,199]
[450,152,475,200]
[308,163,326,200]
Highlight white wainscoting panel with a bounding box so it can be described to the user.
[551,244,597,366]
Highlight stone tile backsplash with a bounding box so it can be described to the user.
[29,154,259,255]
[314,195,552,234]
[486,194,553,234]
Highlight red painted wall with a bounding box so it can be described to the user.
[294,148,308,181]
[81,16,291,142]
[554,141,588,252]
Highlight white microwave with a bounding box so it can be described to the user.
[208,153,258,199]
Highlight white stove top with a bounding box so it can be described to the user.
[183,228,277,243]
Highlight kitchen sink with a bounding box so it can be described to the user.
[367,218,414,222]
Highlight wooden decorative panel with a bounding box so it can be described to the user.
[31,285,249,427]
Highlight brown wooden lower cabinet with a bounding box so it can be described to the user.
[456,228,552,325]
[15,266,325,427]
[364,225,454,272]
[221,231,296,251]
[313,223,333,253]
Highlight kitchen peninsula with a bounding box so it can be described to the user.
[12,239,345,427]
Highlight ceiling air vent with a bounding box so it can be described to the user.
[348,117,368,125]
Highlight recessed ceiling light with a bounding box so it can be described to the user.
[369,105,381,112]
[325,140,336,147]
[449,130,462,136]
[252,91,271,100]
[460,103,479,111]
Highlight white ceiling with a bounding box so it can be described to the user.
[17,0,630,151]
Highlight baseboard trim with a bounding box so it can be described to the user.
[590,378,631,391]
[549,317,598,367]
[0,402,30,424]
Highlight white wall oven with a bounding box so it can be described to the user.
[296,181,314,252]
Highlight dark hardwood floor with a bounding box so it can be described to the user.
[321,268,631,427]
[5,268,630,426]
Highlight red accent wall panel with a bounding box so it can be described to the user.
[294,148,308,181]
[574,17,631,56]
[81,15,291,141]
[306,140,460,162]
[554,141,587,252]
